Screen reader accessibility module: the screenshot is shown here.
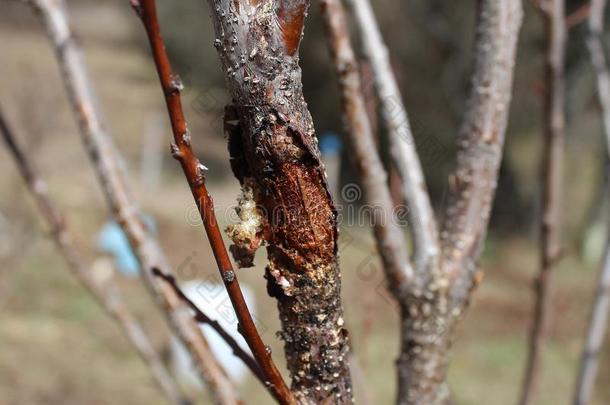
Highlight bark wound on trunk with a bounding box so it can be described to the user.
[208,0,351,401]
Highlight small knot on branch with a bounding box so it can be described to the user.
[222,270,236,283]
[170,142,182,159]
[181,131,191,146]
[168,74,184,94]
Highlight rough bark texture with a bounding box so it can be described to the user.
[204,0,352,402]
[0,108,184,405]
[29,1,238,403]
[575,1,610,403]
[322,0,522,403]
[131,1,294,403]
[401,2,523,403]
[520,1,566,404]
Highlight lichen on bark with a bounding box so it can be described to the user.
[209,0,352,401]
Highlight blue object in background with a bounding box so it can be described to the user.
[320,133,342,156]
[97,215,156,277]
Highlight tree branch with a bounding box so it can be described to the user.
[130,1,294,404]
[200,0,353,402]
[574,1,610,403]
[520,1,566,404]
[344,0,439,274]
[151,268,265,384]
[318,0,412,294]
[440,0,523,309]
[27,1,239,403]
[0,106,185,405]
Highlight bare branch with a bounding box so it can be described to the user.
[0,107,185,405]
[574,245,610,405]
[27,1,239,403]
[344,0,439,274]
[574,1,610,403]
[130,1,294,404]
[201,0,353,401]
[566,3,591,30]
[519,1,566,404]
[588,0,610,155]
[440,0,523,308]
[151,268,265,384]
[318,0,412,293]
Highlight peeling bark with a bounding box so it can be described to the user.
[204,0,352,402]
[131,1,294,403]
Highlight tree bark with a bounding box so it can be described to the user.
[204,0,352,402]
[403,1,523,403]
[131,1,294,403]
[318,0,412,293]
[520,2,566,404]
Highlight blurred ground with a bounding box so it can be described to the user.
[0,1,609,404]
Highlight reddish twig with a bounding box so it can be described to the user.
[130,1,294,404]
[520,1,566,404]
[0,107,185,405]
[27,1,239,403]
[151,268,265,384]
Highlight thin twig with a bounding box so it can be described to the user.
[151,268,265,384]
[520,1,566,404]
[130,1,294,404]
[27,1,239,403]
[202,0,353,401]
[344,0,439,274]
[574,1,610,403]
[0,107,185,405]
[341,1,523,403]
[318,0,412,293]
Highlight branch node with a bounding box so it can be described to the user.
[222,270,236,283]
[169,74,184,94]
[169,142,181,160]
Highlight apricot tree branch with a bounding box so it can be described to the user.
[520,2,566,404]
[0,107,184,405]
[441,0,523,309]
[27,1,238,403]
[574,1,610,403]
[318,0,412,293]
[194,0,355,402]
[151,268,265,384]
[130,1,294,404]
[345,0,439,274]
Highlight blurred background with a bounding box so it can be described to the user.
[0,0,608,403]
